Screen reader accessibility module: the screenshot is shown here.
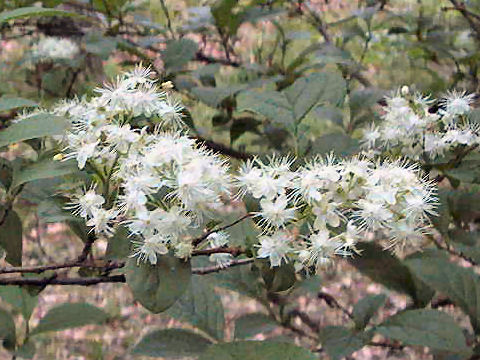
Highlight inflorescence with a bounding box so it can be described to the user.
[24,66,438,273]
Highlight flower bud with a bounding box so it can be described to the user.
[401,85,409,96]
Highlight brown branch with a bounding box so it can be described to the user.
[318,291,353,319]
[76,233,97,263]
[0,275,126,286]
[0,260,124,275]
[191,258,254,274]
[192,213,253,246]
[195,136,253,160]
[448,0,480,40]
[192,246,245,257]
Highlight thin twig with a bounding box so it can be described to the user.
[191,258,254,274]
[318,291,353,319]
[192,213,253,246]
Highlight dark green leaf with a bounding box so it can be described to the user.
[260,261,296,293]
[0,113,69,148]
[0,308,16,350]
[131,328,212,358]
[162,39,198,73]
[14,340,35,359]
[126,255,191,313]
[376,309,470,355]
[348,242,432,307]
[199,341,316,360]
[406,256,480,333]
[30,303,108,335]
[319,326,371,360]
[0,209,23,266]
[167,276,224,340]
[105,225,131,260]
[0,286,37,321]
[352,294,386,330]
[234,313,278,339]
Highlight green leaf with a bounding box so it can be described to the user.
[0,97,37,112]
[131,328,212,358]
[237,72,345,130]
[14,340,35,359]
[167,276,224,340]
[319,326,371,360]
[352,294,386,330]
[0,158,13,190]
[198,341,316,360]
[309,132,359,157]
[214,262,265,301]
[0,308,16,350]
[211,0,242,35]
[0,209,23,266]
[0,7,80,23]
[105,225,131,260]
[0,113,69,148]
[162,39,198,73]
[30,303,108,335]
[259,261,296,293]
[376,309,470,355]
[234,313,278,339]
[11,158,78,189]
[406,256,480,333]
[0,286,37,321]
[126,255,191,313]
[191,85,245,108]
[348,243,433,307]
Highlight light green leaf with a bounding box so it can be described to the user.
[406,256,480,333]
[0,97,37,112]
[198,341,316,360]
[0,308,16,350]
[0,209,22,266]
[0,7,80,23]
[12,158,78,189]
[162,39,198,73]
[0,113,69,148]
[30,303,108,335]
[131,328,212,358]
[352,294,387,330]
[376,309,470,355]
[319,326,371,360]
[126,255,191,313]
[234,313,278,339]
[191,85,245,108]
[167,276,224,340]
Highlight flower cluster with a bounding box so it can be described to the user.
[53,65,232,264]
[32,37,80,61]
[363,88,479,160]
[46,66,437,273]
[237,155,437,272]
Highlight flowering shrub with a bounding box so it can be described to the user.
[2,1,480,360]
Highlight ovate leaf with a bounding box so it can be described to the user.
[12,158,78,189]
[376,309,470,355]
[126,255,191,313]
[0,308,16,350]
[162,39,198,73]
[406,256,480,333]
[0,113,69,148]
[0,97,37,112]
[352,294,387,330]
[167,276,224,340]
[30,303,108,335]
[0,286,37,321]
[319,326,370,360]
[234,313,278,339]
[0,7,80,23]
[0,209,23,266]
[198,341,316,360]
[132,328,212,358]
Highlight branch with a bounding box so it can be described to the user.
[192,213,253,246]
[0,275,126,286]
[195,136,253,160]
[0,260,124,275]
[191,258,254,274]
[192,246,245,257]
[448,0,480,40]
[430,236,478,266]
[318,291,353,319]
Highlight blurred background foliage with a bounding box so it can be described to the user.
[2,0,480,359]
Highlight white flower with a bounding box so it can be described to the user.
[257,231,293,267]
[443,90,474,116]
[298,230,342,270]
[86,208,117,236]
[33,37,79,61]
[65,188,105,218]
[257,195,296,230]
[207,231,230,248]
[130,234,169,264]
